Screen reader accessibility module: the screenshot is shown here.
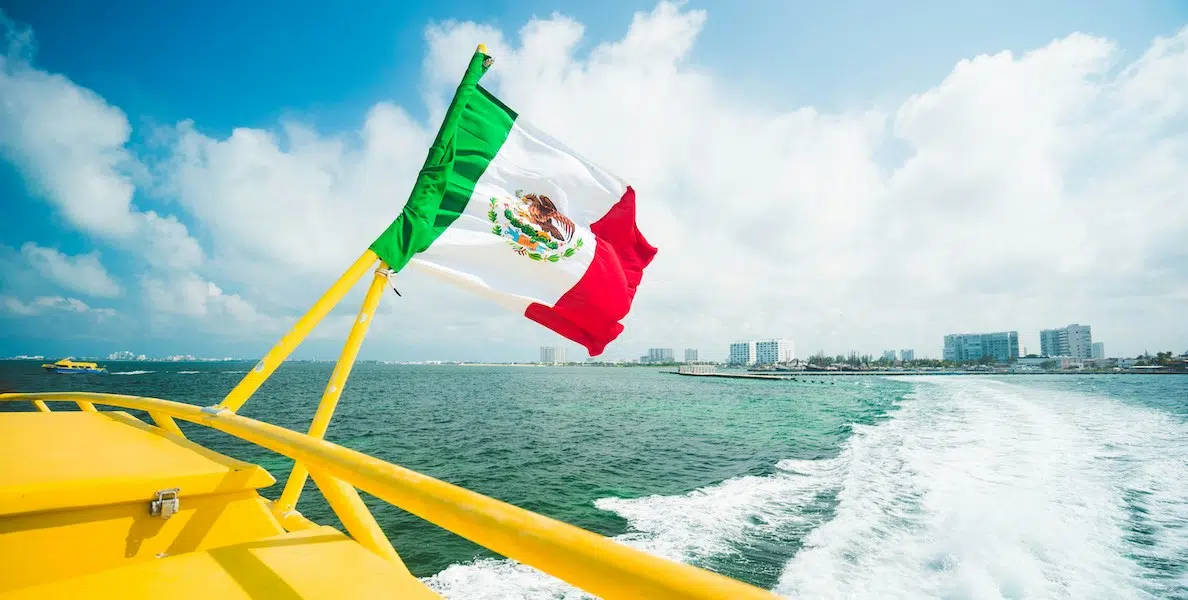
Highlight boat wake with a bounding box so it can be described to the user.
[424,378,1188,599]
[110,370,153,375]
[774,377,1188,599]
[422,457,841,599]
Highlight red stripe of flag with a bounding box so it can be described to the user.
[524,186,657,356]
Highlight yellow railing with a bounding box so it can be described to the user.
[0,392,779,599]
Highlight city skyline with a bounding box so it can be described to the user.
[9,320,1178,364]
[9,332,1184,365]
[1,3,1185,362]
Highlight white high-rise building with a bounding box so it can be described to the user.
[900,349,915,362]
[755,339,795,365]
[1091,342,1105,359]
[882,350,897,361]
[1066,324,1092,359]
[1040,324,1093,358]
[647,348,674,362]
[539,346,566,364]
[729,341,756,365]
[684,348,699,362]
[1039,329,1062,357]
[943,331,1020,363]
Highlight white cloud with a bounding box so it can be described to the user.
[0,43,138,237]
[1,4,1186,357]
[141,273,273,332]
[401,6,1188,357]
[138,211,204,271]
[1,295,37,316]
[0,295,115,318]
[20,242,122,298]
[0,15,204,274]
[162,107,429,283]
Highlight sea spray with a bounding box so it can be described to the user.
[775,377,1188,599]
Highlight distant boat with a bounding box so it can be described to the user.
[40,358,108,374]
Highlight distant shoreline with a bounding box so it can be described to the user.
[667,370,1187,379]
[2,358,1182,375]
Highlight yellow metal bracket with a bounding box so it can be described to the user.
[275,264,391,514]
[308,467,411,574]
[209,247,399,562]
[218,249,379,413]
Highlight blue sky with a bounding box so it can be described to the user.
[1,1,1186,361]
[7,1,1181,129]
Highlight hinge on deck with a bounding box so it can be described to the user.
[150,488,180,519]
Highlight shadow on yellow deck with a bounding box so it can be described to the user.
[0,410,438,598]
[4,527,438,599]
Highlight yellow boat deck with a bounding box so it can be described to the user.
[0,410,435,598]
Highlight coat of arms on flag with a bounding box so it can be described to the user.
[488,191,585,262]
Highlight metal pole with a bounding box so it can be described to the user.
[218,249,379,413]
[274,264,390,513]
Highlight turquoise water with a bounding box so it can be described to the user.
[2,362,1185,599]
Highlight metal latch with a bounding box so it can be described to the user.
[150,488,180,519]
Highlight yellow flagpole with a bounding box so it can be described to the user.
[218,249,379,413]
[223,44,493,409]
[275,263,390,513]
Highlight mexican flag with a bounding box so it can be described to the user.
[369,47,657,356]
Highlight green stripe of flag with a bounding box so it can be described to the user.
[369,50,518,272]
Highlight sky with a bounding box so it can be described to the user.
[0,0,1186,362]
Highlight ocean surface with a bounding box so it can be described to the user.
[1,362,1186,599]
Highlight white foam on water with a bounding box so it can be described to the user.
[110,370,153,375]
[422,456,845,598]
[593,457,844,562]
[177,370,200,374]
[423,377,1188,599]
[775,377,1188,600]
[423,559,593,600]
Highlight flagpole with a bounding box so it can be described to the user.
[218,249,379,413]
[271,37,492,524]
[220,42,493,415]
[274,262,390,513]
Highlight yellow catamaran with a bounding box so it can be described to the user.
[39,358,109,374]
[0,46,781,599]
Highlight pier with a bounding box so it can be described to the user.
[664,370,956,380]
[666,369,1185,379]
[667,370,802,380]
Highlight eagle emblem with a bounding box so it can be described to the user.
[488,191,584,262]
